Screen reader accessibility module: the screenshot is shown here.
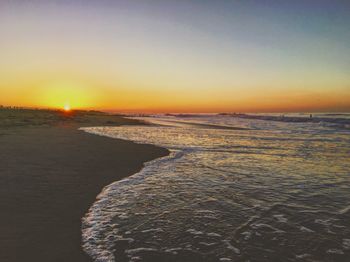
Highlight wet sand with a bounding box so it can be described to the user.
[0,110,169,262]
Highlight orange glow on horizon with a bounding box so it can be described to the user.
[27,81,105,110]
[64,103,71,112]
[0,80,349,113]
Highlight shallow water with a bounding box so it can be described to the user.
[81,115,350,262]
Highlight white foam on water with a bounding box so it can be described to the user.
[326,249,344,255]
[186,229,204,235]
[343,239,350,250]
[273,214,288,223]
[223,240,240,254]
[299,226,314,233]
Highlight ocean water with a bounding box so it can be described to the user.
[81,114,350,262]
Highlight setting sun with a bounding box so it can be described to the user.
[64,104,71,112]
[28,81,102,110]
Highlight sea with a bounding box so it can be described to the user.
[81,113,350,262]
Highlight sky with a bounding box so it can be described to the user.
[0,0,349,112]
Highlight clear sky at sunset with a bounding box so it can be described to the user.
[0,0,349,112]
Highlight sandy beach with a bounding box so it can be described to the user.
[0,109,169,262]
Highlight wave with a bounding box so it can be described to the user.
[80,116,350,261]
[220,113,350,129]
[81,150,181,262]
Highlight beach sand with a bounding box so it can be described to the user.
[0,109,169,262]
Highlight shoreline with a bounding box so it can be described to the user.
[0,110,169,262]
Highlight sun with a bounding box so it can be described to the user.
[64,103,71,112]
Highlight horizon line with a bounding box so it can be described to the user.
[1,104,350,115]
